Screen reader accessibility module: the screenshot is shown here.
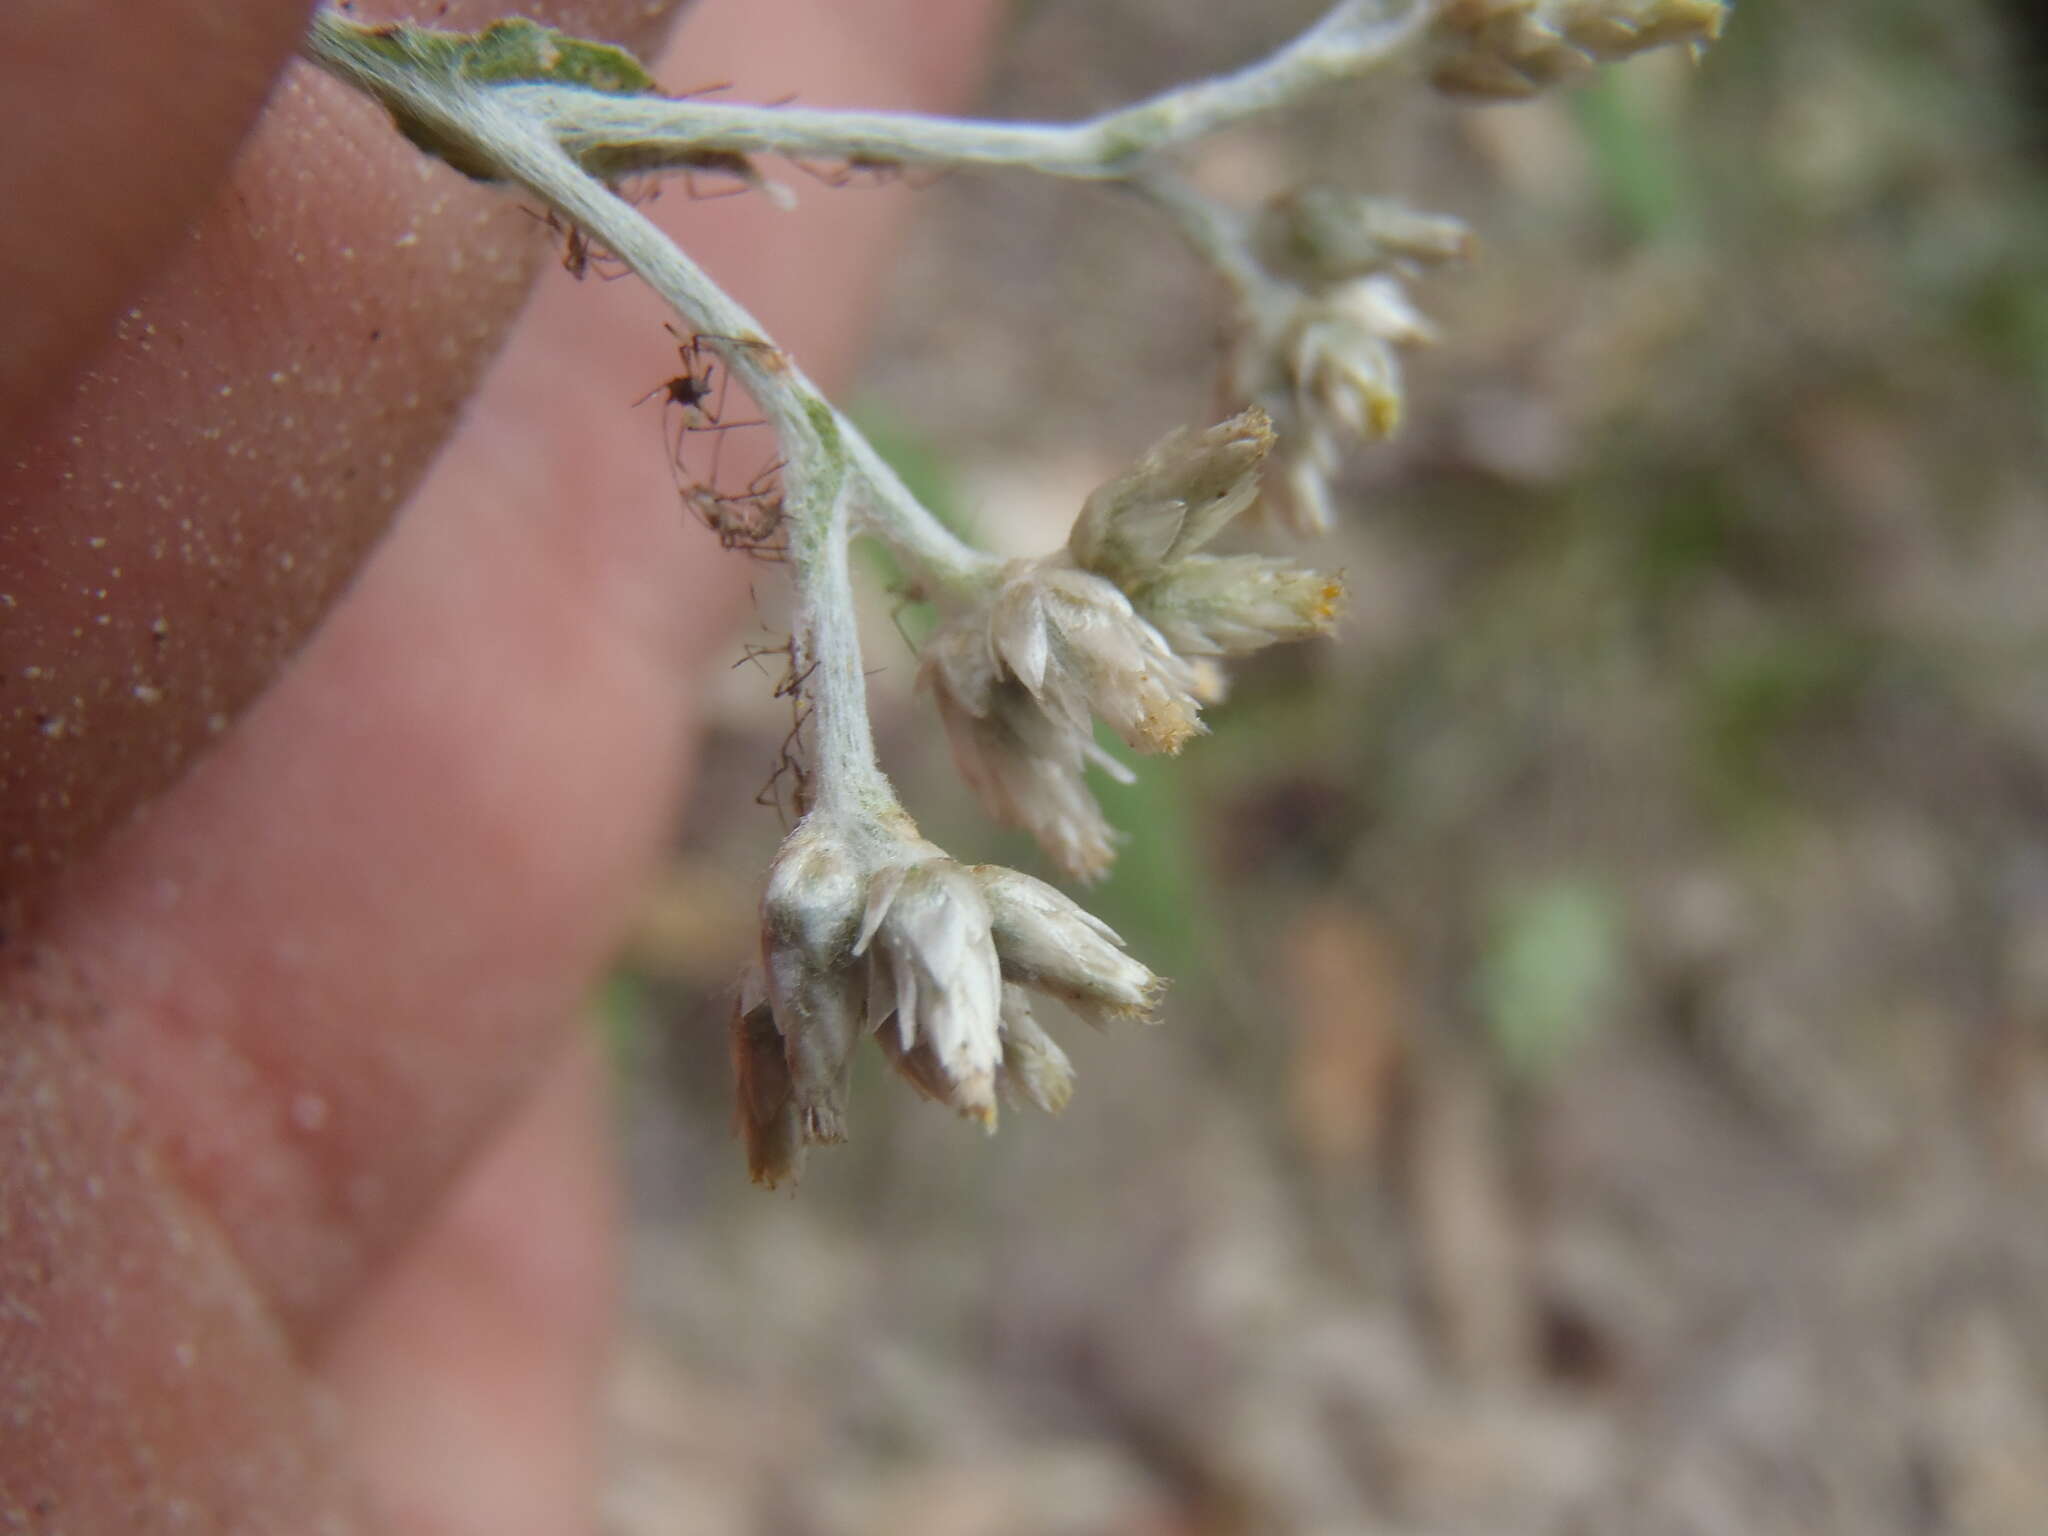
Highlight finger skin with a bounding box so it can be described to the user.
[320,1037,620,1536]
[0,54,534,930]
[0,1,682,932]
[0,0,1001,1529]
[0,989,360,1532]
[42,0,1001,1350]
[0,0,315,462]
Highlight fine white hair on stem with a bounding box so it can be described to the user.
[519,2,1427,179]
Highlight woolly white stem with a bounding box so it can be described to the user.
[516,1,1425,179]
[297,0,1433,818]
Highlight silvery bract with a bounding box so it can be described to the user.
[921,563,1203,881]
[1256,188,1473,287]
[1068,409,1278,588]
[856,858,1007,1125]
[928,663,1125,882]
[1241,274,1442,535]
[1429,0,1729,99]
[924,411,1342,878]
[742,816,1164,1185]
[977,864,1162,1027]
[985,563,1208,755]
[758,816,869,1146]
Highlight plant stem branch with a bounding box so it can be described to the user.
[521,1,1425,181]
[297,0,1430,816]
[302,10,958,811]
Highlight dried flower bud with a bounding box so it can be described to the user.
[745,808,1167,1170]
[854,859,1006,1126]
[1287,273,1436,445]
[1069,408,1277,587]
[918,410,1345,869]
[876,982,1081,1121]
[758,817,869,1145]
[995,987,1075,1115]
[1266,446,1342,538]
[1231,272,1437,536]
[1256,189,1474,287]
[977,864,1164,1028]
[929,665,1124,883]
[1429,0,1728,100]
[985,563,1206,756]
[729,974,803,1188]
[1065,408,1346,654]
[1136,555,1346,657]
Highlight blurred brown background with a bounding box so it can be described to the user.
[606,2,2048,1531]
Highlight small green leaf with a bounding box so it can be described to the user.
[322,15,658,179]
[342,16,656,95]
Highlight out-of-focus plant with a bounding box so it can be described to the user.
[301,0,1728,1183]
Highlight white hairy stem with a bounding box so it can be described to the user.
[513,1,1424,178]
[302,11,999,811]
[297,0,1430,817]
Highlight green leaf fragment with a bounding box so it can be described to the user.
[343,15,656,94]
[324,15,658,179]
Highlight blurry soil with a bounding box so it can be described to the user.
[606,3,2048,1533]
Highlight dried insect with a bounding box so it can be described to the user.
[634,325,723,423]
[636,325,776,493]
[684,459,789,560]
[520,206,632,281]
[734,637,816,823]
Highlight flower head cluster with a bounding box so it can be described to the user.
[921,410,1342,880]
[1235,193,1470,535]
[1428,0,1729,100]
[733,814,1164,1186]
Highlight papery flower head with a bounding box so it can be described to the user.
[1429,0,1728,99]
[923,412,1343,875]
[757,813,871,1147]
[1256,190,1473,288]
[1064,407,1346,655]
[739,812,1164,1183]
[925,649,1125,883]
[976,863,1163,1026]
[1137,554,1345,658]
[874,866,1165,1122]
[854,857,1006,1125]
[985,562,1207,756]
[1233,275,1440,535]
[920,562,1196,883]
[1068,408,1278,587]
[1290,274,1438,443]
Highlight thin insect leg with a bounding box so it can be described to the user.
[707,404,729,488]
[756,709,813,824]
[888,590,933,655]
[774,657,820,704]
[745,634,811,825]
[711,355,735,428]
[735,642,789,678]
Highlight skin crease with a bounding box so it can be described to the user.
[0,0,999,1531]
